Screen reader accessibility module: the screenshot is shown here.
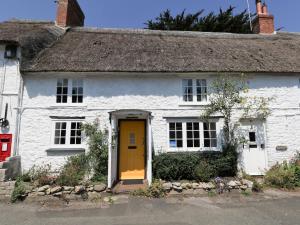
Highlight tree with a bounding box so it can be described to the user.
[146,6,253,34]
[202,74,272,147]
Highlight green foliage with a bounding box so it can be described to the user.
[56,153,89,186]
[56,121,109,186]
[26,164,53,186]
[11,177,26,203]
[82,121,108,181]
[202,74,271,147]
[132,180,166,198]
[194,161,216,182]
[207,190,217,197]
[146,6,253,34]
[241,190,251,196]
[264,161,299,190]
[252,180,264,193]
[153,150,237,181]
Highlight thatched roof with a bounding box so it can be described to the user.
[1,21,300,73]
[0,20,64,69]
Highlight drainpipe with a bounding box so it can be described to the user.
[13,58,23,156]
[0,59,7,116]
[107,112,112,189]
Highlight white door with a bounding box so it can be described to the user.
[240,121,267,175]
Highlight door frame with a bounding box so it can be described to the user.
[117,119,147,181]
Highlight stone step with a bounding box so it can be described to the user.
[0,169,7,182]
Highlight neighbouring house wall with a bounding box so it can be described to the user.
[0,45,21,157]
[19,73,300,171]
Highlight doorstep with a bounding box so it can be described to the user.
[112,180,148,194]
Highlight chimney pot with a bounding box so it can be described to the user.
[56,0,85,27]
[262,3,268,15]
[253,1,275,34]
[256,0,263,15]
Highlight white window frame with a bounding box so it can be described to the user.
[50,119,84,149]
[55,78,84,104]
[167,119,220,152]
[180,79,209,105]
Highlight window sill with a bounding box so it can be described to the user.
[46,146,86,152]
[50,104,87,108]
[178,102,210,107]
[166,148,220,153]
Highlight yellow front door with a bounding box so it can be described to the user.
[119,120,145,180]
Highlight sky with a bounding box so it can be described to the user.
[0,0,299,32]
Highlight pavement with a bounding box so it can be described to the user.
[0,190,299,225]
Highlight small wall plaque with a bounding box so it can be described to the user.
[276,146,288,151]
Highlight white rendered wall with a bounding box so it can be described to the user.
[0,45,21,156]
[19,73,300,171]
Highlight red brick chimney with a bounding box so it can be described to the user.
[253,0,275,34]
[56,0,85,27]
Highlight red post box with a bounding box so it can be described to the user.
[0,134,12,162]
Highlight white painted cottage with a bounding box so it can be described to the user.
[0,0,300,188]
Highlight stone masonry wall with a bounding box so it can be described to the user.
[0,181,15,200]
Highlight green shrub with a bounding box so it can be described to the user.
[265,161,297,189]
[56,121,109,186]
[295,166,300,186]
[194,161,216,182]
[153,148,238,181]
[11,177,26,203]
[56,153,89,186]
[27,164,53,186]
[82,121,108,182]
[132,180,166,198]
[252,180,264,192]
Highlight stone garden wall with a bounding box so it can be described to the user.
[0,181,15,200]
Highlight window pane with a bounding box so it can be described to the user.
[70,138,75,145]
[196,79,207,102]
[61,138,65,145]
[211,139,217,147]
[71,79,83,103]
[183,79,193,102]
[61,130,66,137]
[62,96,68,103]
[176,131,182,139]
[63,79,68,86]
[204,131,210,138]
[187,131,193,138]
[194,131,200,138]
[177,140,183,148]
[187,140,193,147]
[70,122,82,145]
[249,132,256,142]
[204,139,210,147]
[54,138,60,145]
[194,140,200,147]
[210,131,217,139]
[210,123,216,130]
[169,123,175,130]
[169,122,183,148]
[203,123,208,130]
[186,123,193,130]
[193,123,199,130]
[176,123,182,130]
[170,140,176,148]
